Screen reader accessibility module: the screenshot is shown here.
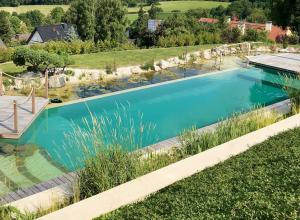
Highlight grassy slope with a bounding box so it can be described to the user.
[99,127,300,219]
[71,45,216,69]
[0,5,69,15]
[128,1,229,13]
[0,1,229,16]
[0,45,216,73]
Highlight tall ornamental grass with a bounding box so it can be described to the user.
[73,106,283,199]
[179,108,282,156]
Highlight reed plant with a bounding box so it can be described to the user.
[179,108,282,156]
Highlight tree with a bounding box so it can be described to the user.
[148,4,163,19]
[18,10,45,28]
[246,8,267,23]
[227,0,252,19]
[147,0,159,6]
[271,0,300,34]
[130,6,149,39]
[221,27,241,43]
[94,0,127,43]
[9,16,22,34]
[242,29,267,42]
[67,0,96,41]
[0,11,13,44]
[48,7,65,24]
[12,47,72,73]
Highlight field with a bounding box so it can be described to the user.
[0,5,69,15]
[128,1,229,13]
[0,1,229,17]
[70,45,216,69]
[98,127,300,219]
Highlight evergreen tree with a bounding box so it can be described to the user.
[0,11,13,44]
[130,6,149,39]
[67,0,96,41]
[148,4,163,19]
[94,0,127,43]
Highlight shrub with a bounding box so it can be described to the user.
[78,146,139,199]
[141,59,155,71]
[0,47,14,63]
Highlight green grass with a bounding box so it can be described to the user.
[0,62,26,75]
[0,45,217,73]
[0,1,228,19]
[128,1,229,13]
[98,126,300,219]
[0,5,69,15]
[71,45,216,69]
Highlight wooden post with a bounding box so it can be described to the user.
[0,72,3,96]
[45,71,49,99]
[13,100,18,133]
[32,87,36,114]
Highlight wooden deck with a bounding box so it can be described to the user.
[0,95,48,139]
[247,53,300,73]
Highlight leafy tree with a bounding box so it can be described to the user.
[210,5,227,17]
[246,8,267,23]
[18,10,45,28]
[148,4,163,19]
[227,0,252,19]
[0,11,13,44]
[242,29,267,42]
[48,7,65,24]
[12,47,72,73]
[146,0,159,6]
[67,0,96,41]
[270,0,300,34]
[221,27,241,43]
[9,16,22,34]
[94,0,127,43]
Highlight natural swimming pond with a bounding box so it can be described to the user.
[0,66,299,195]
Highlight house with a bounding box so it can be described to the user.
[14,34,31,42]
[199,17,291,41]
[27,23,77,45]
[148,19,163,32]
[0,39,6,48]
[199,18,219,24]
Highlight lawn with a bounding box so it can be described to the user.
[128,1,229,13]
[0,1,229,17]
[0,45,216,73]
[71,45,216,69]
[0,62,25,75]
[0,5,69,15]
[99,127,300,219]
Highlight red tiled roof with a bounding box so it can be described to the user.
[199,17,288,41]
[199,18,219,23]
[268,25,287,41]
[230,21,288,41]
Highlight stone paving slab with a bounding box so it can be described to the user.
[0,95,48,138]
[247,53,300,73]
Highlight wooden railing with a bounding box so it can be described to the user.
[0,87,36,133]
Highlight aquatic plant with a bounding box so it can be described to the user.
[179,108,282,157]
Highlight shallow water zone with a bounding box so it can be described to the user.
[0,66,299,195]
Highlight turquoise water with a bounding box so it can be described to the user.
[1,67,299,173]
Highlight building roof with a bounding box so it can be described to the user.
[199,18,219,24]
[199,17,288,41]
[15,34,31,41]
[230,21,288,41]
[0,39,6,48]
[27,23,74,43]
